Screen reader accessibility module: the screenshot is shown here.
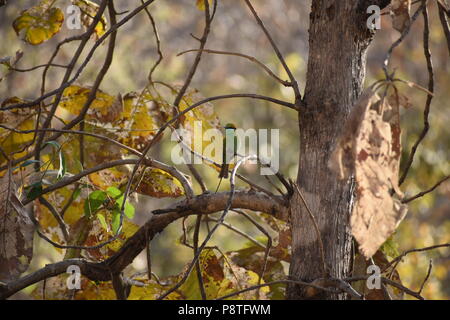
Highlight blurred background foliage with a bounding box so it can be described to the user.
[0,0,448,299]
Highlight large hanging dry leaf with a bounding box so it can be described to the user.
[0,174,35,282]
[391,0,411,33]
[329,89,377,180]
[329,88,408,258]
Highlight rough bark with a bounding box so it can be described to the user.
[288,1,377,299]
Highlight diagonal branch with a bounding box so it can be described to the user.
[402,175,449,203]
[243,0,302,104]
[0,190,287,299]
[437,1,450,55]
[156,155,258,299]
[399,1,434,185]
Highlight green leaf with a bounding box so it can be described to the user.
[26,181,43,200]
[12,1,64,45]
[124,201,135,219]
[106,186,122,199]
[111,210,121,234]
[96,213,108,231]
[380,236,400,259]
[115,195,135,219]
[72,188,82,201]
[44,140,61,150]
[13,159,41,170]
[84,190,107,217]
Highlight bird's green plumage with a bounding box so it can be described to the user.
[219,124,237,179]
[216,123,238,192]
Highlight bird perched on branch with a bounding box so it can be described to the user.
[215,123,237,192]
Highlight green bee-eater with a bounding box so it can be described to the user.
[215,123,237,192]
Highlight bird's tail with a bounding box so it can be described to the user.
[219,163,229,179]
[215,164,229,193]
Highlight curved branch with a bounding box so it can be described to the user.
[0,190,287,299]
[22,158,193,206]
[399,2,434,185]
[1,0,158,112]
[0,259,102,300]
[243,0,302,103]
[0,93,295,174]
[177,49,290,86]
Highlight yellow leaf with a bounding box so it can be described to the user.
[177,88,221,165]
[75,280,116,300]
[118,90,167,151]
[71,0,107,39]
[0,97,36,164]
[58,85,119,123]
[135,168,184,198]
[196,0,212,11]
[129,277,182,300]
[180,249,225,299]
[12,1,64,45]
[88,167,127,190]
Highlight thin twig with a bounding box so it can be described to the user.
[345,276,424,300]
[437,1,450,55]
[141,0,163,81]
[0,92,296,174]
[38,196,70,242]
[383,243,450,273]
[205,216,266,249]
[193,209,207,300]
[243,0,301,103]
[382,2,426,79]
[1,0,158,112]
[399,1,434,185]
[418,260,433,295]
[157,155,258,300]
[172,0,213,108]
[0,126,194,199]
[11,63,67,72]
[216,279,340,300]
[232,209,273,294]
[402,175,449,203]
[178,49,290,86]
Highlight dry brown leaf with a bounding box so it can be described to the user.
[0,173,35,282]
[388,92,413,109]
[329,89,378,180]
[329,89,408,258]
[391,0,411,33]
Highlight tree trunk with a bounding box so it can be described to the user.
[288,1,377,299]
